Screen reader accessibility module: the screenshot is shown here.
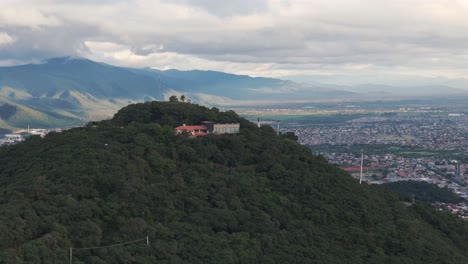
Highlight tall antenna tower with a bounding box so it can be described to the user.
[359,152,363,184]
[276,120,280,135]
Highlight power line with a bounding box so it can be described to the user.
[70,236,149,264]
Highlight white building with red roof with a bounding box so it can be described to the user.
[175,124,208,137]
[175,122,240,138]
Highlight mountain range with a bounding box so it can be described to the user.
[0,56,467,132]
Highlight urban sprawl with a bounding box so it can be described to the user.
[282,110,468,219]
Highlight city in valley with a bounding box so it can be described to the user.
[238,99,468,219]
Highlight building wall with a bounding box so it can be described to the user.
[201,121,214,132]
[212,124,240,134]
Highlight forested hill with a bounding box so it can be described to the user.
[382,181,465,204]
[1,102,468,263]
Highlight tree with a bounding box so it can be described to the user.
[169,95,179,103]
[180,95,186,102]
[282,132,298,141]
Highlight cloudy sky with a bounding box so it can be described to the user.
[1,0,468,87]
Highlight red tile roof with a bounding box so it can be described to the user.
[175,125,207,131]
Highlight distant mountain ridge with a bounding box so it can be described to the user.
[1,56,466,132]
[0,57,164,132]
[0,57,161,98]
[0,57,356,131]
[344,83,468,96]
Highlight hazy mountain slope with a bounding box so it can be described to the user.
[0,57,162,99]
[0,57,357,130]
[346,84,468,96]
[284,75,468,96]
[141,68,357,102]
[0,101,467,263]
[0,57,163,130]
[0,96,81,130]
[6,56,468,131]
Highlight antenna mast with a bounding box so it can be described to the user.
[359,152,363,184]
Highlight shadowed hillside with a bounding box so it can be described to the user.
[382,181,465,204]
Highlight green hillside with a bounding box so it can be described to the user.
[0,101,467,263]
[382,181,465,204]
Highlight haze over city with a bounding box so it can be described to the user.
[2,0,468,88]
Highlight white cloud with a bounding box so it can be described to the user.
[0,32,15,46]
[83,40,285,76]
[1,0,468,85]
[0,1,60,28]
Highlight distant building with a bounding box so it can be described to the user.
[29,129,48,137]
[0,134,24,145]
[5,134,23,141]
[175,122,240,138]
[175,125,207,137]
[201,121,240,134]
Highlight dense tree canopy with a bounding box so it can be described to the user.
[0,101,467,263]
[381,181,465,204]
